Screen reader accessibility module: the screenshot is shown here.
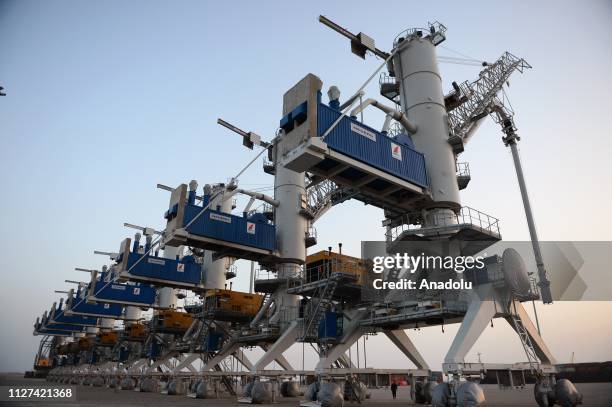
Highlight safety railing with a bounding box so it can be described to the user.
[262,202,273,214]
[254,268,276,281]
[306,225,317,242]
[393,22,447,46]
[246,204,273,223]
[456,162,470,178]
[386,206,500,240]
[289,257,363,290]
[183,297,202,308]
[225,264,238,279]
[255,264,303,282]
[288,265,332,289]
[458,206,500,235]
[378,73,401,105]
[379,72,398,87]
[276,263,302,279]
[262,157,273,167]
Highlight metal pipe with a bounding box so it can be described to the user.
[490,102,552,304]
[350,98,417,134]
[250,296,274,328]
[268,302,276,318]
[382,113,393,133]
[225,188,279,208]
[243,196,257,214]
[249,261,255,294]
[269,304,282,324]
[217,118,271,149]
[508,141,552,304]
[318,15,389,59]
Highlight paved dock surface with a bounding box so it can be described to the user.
[1,373,611,406]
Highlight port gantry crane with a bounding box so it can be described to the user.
[32,15,582,407]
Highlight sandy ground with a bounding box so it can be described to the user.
[1,373,611,406]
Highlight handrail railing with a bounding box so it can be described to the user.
[306,226,317,240]
[289,257,364,291]
[393,22,447,46]
[379,72,397,86]
[456,162,470,177]
[254,268,277,281]
[386,206,500,240]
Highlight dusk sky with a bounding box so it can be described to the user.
[1,0,611,372]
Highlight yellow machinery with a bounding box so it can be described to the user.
[306,250,367,285]
[98,331,118,346]
[203,289,264,322]
[154,310,194,334]
[35,358,50,367]
[30,357,52,378]
[124,323,147,340]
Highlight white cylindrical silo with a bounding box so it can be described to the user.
[86,326,100,335]
[201,183,233,289]
[270,156,307,322]
[157,245,181,308]
[274,165,307,265]
[157,287,176,309]
[393,34,461,220]
[100,318,114,330]
[124,306,141,324]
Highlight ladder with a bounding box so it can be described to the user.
[344,375,363,404]
[214,362,237,396]
[305,178,340,223]
[300,277,338,341]
[509,301,539,374]
[261,292,271,308]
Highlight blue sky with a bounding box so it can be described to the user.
[1,0,611,371]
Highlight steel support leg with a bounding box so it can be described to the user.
[145,352,179,374]
[445,289,499,365]
[202,342,241,371]
[260,344,293,370]
[505,300,556,365]
[315,309,369,371]
[251,321,300,372]
[171,353,202,374]
[233,348,253,371]
[385,329,429,369]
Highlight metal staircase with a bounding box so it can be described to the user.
[344,375,363,404]
[509,301,539,373]
[299,278,338,341]
[214,362,237,396]
[305,177,340,223]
